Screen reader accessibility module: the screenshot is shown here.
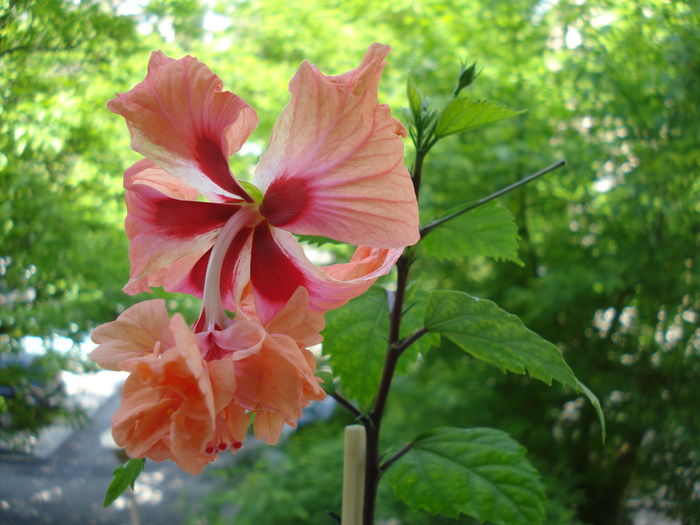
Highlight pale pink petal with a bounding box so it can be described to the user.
[124,159,199,200]
[212,319,265,360]
[108,51,258,200]
[255,43,419,248]
[90,299,170,371]
[247,224,401,322]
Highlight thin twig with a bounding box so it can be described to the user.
[396,327,429,356]
[379,442,413,475]
[420,160,566,238]
[331,392,363,420]
[327,510,341,524]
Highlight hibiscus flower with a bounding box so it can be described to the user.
[107,44,419,326]
[91,288,326,473]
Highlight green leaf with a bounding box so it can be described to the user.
[386,427,545,524]
[407,76,423,119]
[324,287,389,407]
[422,202,523,264]
[435,98,525,138]
[103,458,145,508]
[424,291,605,437]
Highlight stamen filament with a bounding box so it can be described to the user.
[202,208,255,329]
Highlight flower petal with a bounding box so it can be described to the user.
[262,287,325,347]
[233,334,304,421]
[90,299,170,371]
[108,51,257,200]
[248,224,401,322]
[123,161,239,295]
[113,314,217,475]
[255,43,419,248]
[252,410,286,445]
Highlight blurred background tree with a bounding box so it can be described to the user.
[1,0,698,523]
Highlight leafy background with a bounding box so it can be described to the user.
[1,0,699,524]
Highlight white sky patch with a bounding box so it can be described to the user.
[203,11,231,32]
[594,177,615,193]
[591,9,617,28]
[532,0,556,23]
[156,17,175,42]
[22,335,95,357]
[565,27,583,49]
[240,141,264,157]
[62,370,125,402]
[304,245,334,265]
[115,0,148,16]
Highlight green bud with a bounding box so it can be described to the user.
[454,59,479,97]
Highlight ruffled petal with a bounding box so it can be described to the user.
[90,299,170,371]
[233,334,303,420]
[261,287,325,347]
[248,224,401,322]
[111,314,218,475]
[108,51,257,200]
[256,43,418,248]
[123,160,239,295]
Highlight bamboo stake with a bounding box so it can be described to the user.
[342,424,366,525]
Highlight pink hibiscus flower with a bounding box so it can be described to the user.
[107,44,419,326]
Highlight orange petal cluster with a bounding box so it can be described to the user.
[91,290,325,474]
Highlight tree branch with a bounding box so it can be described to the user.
[420,160,566,238]
[396,327,428,356]
[330,392,363,420]
[379,442,413,475]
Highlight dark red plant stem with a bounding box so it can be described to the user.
[379,442,413,475]
[362,255,411,525]
[362,139,428,522]
[360,125,433,524]
[330,392,364,420]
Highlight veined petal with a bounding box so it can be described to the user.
[90,299,170,371]
[255,43,419,248]
[123,161,239,295]
[262,287,325,347]
[252,410,286,445]
[249,224,401,322]
[124,159,199,200]
[233,334,304,421]
[108,51,257,200]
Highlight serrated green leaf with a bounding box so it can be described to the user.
[435,98,525,138]
[424,291,605,436]
[103,458,145,508]
[407,76,423,119]
[422,202,522,264]
[324,287,389,407]
[386,427,545,524]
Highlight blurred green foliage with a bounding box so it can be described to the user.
[2,0,699,523]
